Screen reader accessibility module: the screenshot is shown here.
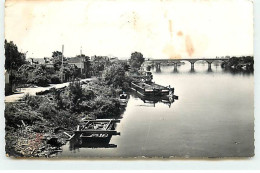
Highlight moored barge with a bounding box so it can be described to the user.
[131,81,174,97]
[73,119,120,143]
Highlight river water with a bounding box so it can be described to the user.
[58,63,254,158]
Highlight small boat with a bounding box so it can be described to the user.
[119,92,128,106]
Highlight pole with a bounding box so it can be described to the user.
[61,45,64,83]
[80,46,82,55]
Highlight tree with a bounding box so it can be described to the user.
[51,51,64,71]
[5,40,27,93]
[63,65,80,81]
[124,64,131,71]
[16,64,52,86]
[68,80,83,112]
[28,65,49,87]
[5,40,27,71]
[129,52,144,70]
[102,63,126,88]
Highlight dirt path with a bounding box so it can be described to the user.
[5,78,95,103]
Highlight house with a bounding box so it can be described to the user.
[67,56,90,77]
[109,57,119,63]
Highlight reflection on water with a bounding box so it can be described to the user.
[69,135,117,150]
[58,63,254,158]
[130,91,177,108]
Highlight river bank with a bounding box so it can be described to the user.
[5,77,129,157]
[221,56,254,71]
[5,59,167,158]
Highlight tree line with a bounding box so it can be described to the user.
[5,40,146,95]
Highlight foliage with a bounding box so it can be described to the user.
[51,51,64,71]
[52,88,63,109]
[129,52,145,70]
[221,56,254,71]
[63,65,81,81]
[8,93,80,129]
[50,74,61,84]
[15,64,62,86]
[90,55,110,76]
[5,103,42,127]
[87,96,121,119]
[22,94,45,109]
[68,80,83,112]
[26,65,49,87]
[124,64,131,71]
[90,62,105,76]
[5,40,27,71]
[102,63,126,88]
[83,80,117,97]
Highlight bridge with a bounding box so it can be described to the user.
[143,58,229,71]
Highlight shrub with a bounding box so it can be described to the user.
[102,63,126,88]
[38,102,57,120]
[22,94,45,109]
[49,75,61,84]
[5,103,42,127]
[68,80,83,112]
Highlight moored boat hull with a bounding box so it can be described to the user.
[131,82,174,97]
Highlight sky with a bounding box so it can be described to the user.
[5,0,254,59]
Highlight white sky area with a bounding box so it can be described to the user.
[5,0,253,59]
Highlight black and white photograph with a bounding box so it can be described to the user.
[4,0,254,158]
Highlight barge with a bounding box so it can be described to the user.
[131,81,174,97]
[73,119,120,143]
[131,91,178,107]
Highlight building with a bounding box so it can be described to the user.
[67,56,91,78]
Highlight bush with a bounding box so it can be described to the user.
[55,110,79,129]
[49,75,61,84]
[5,103,42,127]
[22,94,45,109]
[102,63,126,88]
[38,102,57,120]
[87,96,121,119]
[68,80,83,112]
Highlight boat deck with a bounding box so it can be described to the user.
[131,81,174,96]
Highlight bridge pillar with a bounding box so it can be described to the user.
[208,62,212,69]
[190,62,195,70]
[155,63,161,73]
[174,63,178,71]
[208,64,213,73]
[206,61,213,72]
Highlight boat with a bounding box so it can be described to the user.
[73,119,120,143]
[131,70,175,97]
[131,91,178,107]
[131,81,174,97]
[69,135,117,149]
[119,92,128,106]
